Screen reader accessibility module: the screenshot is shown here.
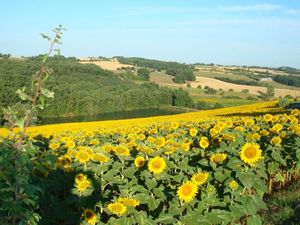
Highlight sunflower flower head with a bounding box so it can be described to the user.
[229,180,239,190]
[107,202,127,217]
[210,153,227,164]
[199,137,209,149]
[270,136,282,145]
[83,209,97,225]
[134,156,146,168]
[118,197,140,207]
[148,156,166,174]
[191,172,209,185]
[177,181,198,203]
[114,145,130,156]
[240,142,262,165]
[189,128,198,137]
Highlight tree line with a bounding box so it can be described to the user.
[273,75,300,88]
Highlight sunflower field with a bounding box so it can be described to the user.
[0,102,300,225]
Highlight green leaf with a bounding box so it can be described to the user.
[274,172,284,182]
[133,210,153,225]
[214,171,227,182]
[40,33,51,41]
[205,209,232,224]
[145,179,157,190]
[227,157,243,170]
[148,197,160,210]
[267,162,279,175]
[41,87,54,98]
[253,178,267,198]
[16,88,32,101]
[155,215,176,224]
[247,215,262,225]
[237,172,255,189]
[153,187,166,200]
[271,151,286,166]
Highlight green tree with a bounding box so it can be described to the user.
[137,68,150,81]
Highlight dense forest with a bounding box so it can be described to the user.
[116,56,195,83]
[0,56,193,119]
[273,75,300,87]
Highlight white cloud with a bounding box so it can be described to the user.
[284,9,300,16]
[217,4,282,12]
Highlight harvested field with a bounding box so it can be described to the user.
[189,77,300,97]
[80,60,132,71]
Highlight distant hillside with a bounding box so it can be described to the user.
[115,56,196,83]
[277,66,300,75]
[0,56,193,118]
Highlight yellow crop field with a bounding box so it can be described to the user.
[1,101,299,224]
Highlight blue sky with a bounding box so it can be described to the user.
[1,0,300,67]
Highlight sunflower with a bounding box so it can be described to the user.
[118,197,140,207]
[148,156,166,174]
[103,143,114,153]
[225,120,233,128]
[66,140,76,149]
[89,138,100,146]
[93,153,109,163]
[229,180,238,190]
[75,173,87,184]
[177,181,198,203]
[57,155,72,169]
[210,153,227,164]
[189,128,198,137]
[171,122,179,129]
[252,133,261,140]
[270,136,282,145]
[191,172,209,185]
[263,114,273,122]
[199,137,209,149]
[49,142,60,150]
[134,156,145,168]
[181,143,190,152]
[114,145,130,156]
[252,125,260,132]
[107,202,127,217]
[244,118,255,127]
[153,137,166,148]
[260,129,269,136]
[76,150,89,164]
[76,179,91,192]
[210,128,218,136]
[240,142,262,165]
[83,209,97,225]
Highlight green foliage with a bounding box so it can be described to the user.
[116,56,195,83]
[0,25,65,225]
[278,98,290,108]
[0,52,11,58]
[137,68,150,81]
[213,76,261,86]
[0,57,194,118]
[258,85,275,100]
[204,86,217,95]
[273,75,300,87]
[241,89,249,94]
[116,56,192,71]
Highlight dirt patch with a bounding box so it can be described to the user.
[80,60,133,71]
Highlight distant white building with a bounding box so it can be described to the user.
[259,77,273,82]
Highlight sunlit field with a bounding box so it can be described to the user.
[1,101,299,224]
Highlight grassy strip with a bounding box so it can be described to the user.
[261,179,300,224]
